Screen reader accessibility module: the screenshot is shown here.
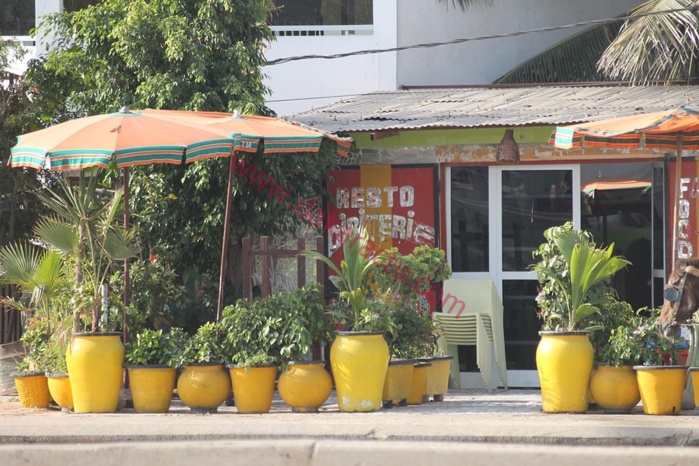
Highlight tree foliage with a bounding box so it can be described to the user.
[31,0,341,318]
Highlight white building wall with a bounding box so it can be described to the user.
[263,1,398,117]
[395,0,643,86]
[266,0,644,116]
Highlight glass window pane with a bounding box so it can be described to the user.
[0,1,35,36]
[271,0,373,26]
[501,170,572,272]
[450,167,488,272]
[502,279,540,370]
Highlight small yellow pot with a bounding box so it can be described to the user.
[382,359,414,408]
[12,372,50,409]
[634,365,688,415]
[589,365,640,413]
[127,366,176,413]
[423,356,453,402]
[228,364,278,414]
[177,364,231,413]
[406,362,431,405]
[278,361,332,413]
[46,373,73,410]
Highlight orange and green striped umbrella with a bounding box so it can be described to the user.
[9,107,235,171]
[143,109,352,160]
[550,107,699,151]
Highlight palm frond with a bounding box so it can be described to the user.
[0,242,41,286]
[597,0,699,83]
[34,216,79,255]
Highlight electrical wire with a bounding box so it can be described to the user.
[266,5,699,66]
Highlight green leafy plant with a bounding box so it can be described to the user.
[602,306,686,366]
[34,172,139,332]
[237,352,277,370]
[220,284,333,368]
[372,245,452,311]
[178,322,225,366]
[390,307,439,359]
[124,328,188,367]
[301,227,376,330]
[532,222,630,332]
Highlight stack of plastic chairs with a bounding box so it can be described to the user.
[433,278,508,390]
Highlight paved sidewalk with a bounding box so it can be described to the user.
[4,389,699,466]
[2,389,699,446]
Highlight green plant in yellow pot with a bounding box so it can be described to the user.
[302,227,392,412]
[532,222,629,413]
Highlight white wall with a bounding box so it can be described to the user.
[395,0,643,86]
[263,1,398,117]
[265,0,645,116]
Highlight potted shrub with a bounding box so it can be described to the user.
[0,243,73,410]
[629,307,688,415]
[373,245,453,404]
[124,328,187,413]
[220,284,334,413]
[227,353,279,414]
[35,173,138,413]
[588,298,641,413]
[302,227,392,412]
[176,322,231,413]
[532,222,629,413]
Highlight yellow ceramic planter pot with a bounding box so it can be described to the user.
[12,372,50,409]
[406,362,430,405]
[536,331,594,413]
[127,366,176,413]
[46,373,73,410]
[634,365,688,415]
[278,361,332,413]
[66,332,124,413]
[588,365,640,413]
[177,364,231,412]
[330,331,390,412]
[382,359,414,408]
[423,356,453,402]
[228,364,278,414]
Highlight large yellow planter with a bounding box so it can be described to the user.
[177,364,231,413]
[278,361,332,413]
[46,373,73,411]
[12,372,50,409]
[406,362,430,405]
[127,365,176,413]
[330,331,390,412]
[634,365,688,415]
[423,356,453,402]
[382,359,414,408]
[66,332,124,413]
[589,365,640,413]
[536,331,593,413]
[228,364,278,414]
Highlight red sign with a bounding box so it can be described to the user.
[668,158,699,265]
[326,165,437,262]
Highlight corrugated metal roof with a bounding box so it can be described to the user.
[290,85,699,133]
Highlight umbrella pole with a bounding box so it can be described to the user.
[123,167,131,343]
[217,151,236,323]
[672,136,684,270]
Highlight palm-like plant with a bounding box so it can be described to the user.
[533,226,630,332]
[34,172,139,332]
[301,227,376,329]
[597,0,699,83]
